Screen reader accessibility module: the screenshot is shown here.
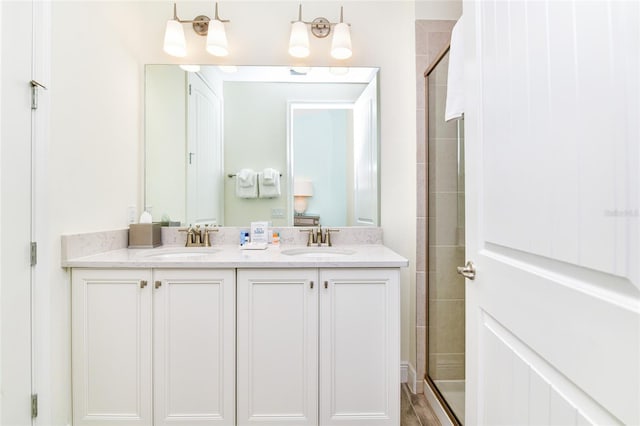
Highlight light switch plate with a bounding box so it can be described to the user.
[271,208,285,218]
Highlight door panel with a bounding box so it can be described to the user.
[71,269,153,426]
[187,73,223,225]
[1,1,34,424]
[353,76,379,226]
[153,269,235,425]
[237,269,318,426]
[319,269,399,426]
[465,0,639,425]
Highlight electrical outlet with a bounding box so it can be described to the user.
[271,208,285,218]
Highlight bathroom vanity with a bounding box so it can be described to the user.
[63,231,407,426]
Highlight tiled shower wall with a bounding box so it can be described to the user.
[415,19,455,394]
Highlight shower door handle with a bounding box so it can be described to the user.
[457,261,476,280]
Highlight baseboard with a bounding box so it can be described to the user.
[400,361,417,393]
[423,379,454,426]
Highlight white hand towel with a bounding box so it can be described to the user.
[258,168,281,198]
[262,167,276,183]
[236,168,258,198]
[445,15,464,122]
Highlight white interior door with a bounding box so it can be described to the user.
[464,1,639,425]
[187,73,223,225]
[352,76,379,226]
[1,1,35,423]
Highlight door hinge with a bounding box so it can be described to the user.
[30,80,47,110]
[30,242,37,266]
[31,394,38,418]
[189,84,192,95]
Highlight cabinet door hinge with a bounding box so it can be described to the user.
[30,80,47,110]
[31,394,38,418]
[189,84,192,95]
[30,242,37,266]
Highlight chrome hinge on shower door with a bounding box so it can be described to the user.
[31,394,38,418]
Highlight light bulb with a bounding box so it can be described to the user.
[206,19,229,57]
[330,22,352,60]
[163,19,187,57]
[289,21,310,58]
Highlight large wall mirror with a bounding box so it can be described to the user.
[145,65,379,227]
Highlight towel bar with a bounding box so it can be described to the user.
[228,173,282,178]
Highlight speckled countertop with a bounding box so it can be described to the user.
[61,227,408,269]
[62,244,408,268]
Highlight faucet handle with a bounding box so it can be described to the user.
[179,226,196,247]
[324,228,340,247]
[300,228,316,246]
[203,224,218,247]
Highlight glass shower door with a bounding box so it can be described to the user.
[426,49,466,425]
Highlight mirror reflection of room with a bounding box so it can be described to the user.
[145,65,379,227]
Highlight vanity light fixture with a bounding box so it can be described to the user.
[288,4,352,60]
[163,2,230,58]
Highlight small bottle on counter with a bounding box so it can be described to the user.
[272,231,280,247]
[240,230,250,247]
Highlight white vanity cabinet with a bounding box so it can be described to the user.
[237,268,400,426]
[72,268,235,426]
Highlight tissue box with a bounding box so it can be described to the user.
[128,223,162,248]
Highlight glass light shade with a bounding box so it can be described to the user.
[294,196,309,215]
[289,21,310,58]
[163,19,187,57]
[330,22,352,60]
[206,19,229,57]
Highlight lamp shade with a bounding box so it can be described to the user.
[289,21,310,58]
[163,19,187,57]
[206,19,229,56]
[330,22,352,59]
[294,179,314,196]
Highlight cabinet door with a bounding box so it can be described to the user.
[319,269,400,426]
[237,269,318,426]
[72,268,153,426]
[153,269,235,426]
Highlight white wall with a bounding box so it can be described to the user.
[145,66,187,223]
[416,0,462,20]
[46,2,442,421]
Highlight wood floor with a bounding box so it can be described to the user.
[401,383,442,426]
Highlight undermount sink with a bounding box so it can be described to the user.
[138,247,221,260]
[280,247,356,258]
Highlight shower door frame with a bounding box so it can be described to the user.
[424,43,464,426]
